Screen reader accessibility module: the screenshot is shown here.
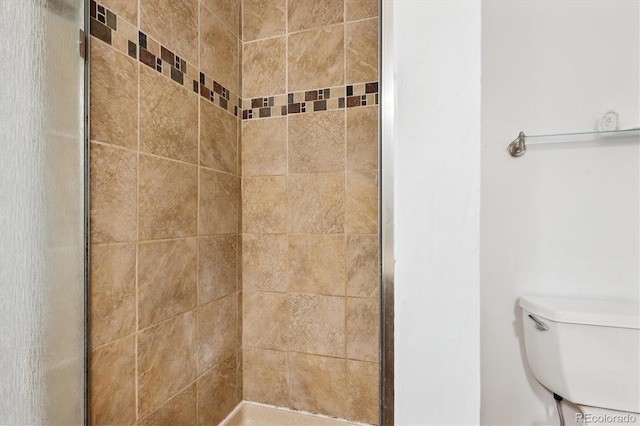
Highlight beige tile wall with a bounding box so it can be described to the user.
[89,0,242,424]
[91,0,379,424]
[240,0,380,424]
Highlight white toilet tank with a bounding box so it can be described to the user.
[519,296,640,414]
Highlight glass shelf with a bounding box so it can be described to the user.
[507,128,640,157]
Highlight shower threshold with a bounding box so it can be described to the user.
[220,401,370,426]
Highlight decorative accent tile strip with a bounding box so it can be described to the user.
[89,1,241,118]
[89,1,378,121]
[241,82,379,121]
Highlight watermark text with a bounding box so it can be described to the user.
[576,413,638,424]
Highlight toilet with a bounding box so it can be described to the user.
[519,296,640,425]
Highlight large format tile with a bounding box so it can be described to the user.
[197,293,239,375]
[138,155,198,240]
[139,384,197,426]
[89,244,136,348]
[202,0,240,37]
[288,26,344,92]
[197,355,238,426]
[140,65,198,164]
[288,110,345,173]
[346,360,379,424]
[288,173,344,234]
[289,293,345,357]
[243,37,286,98]
[90,143,137,243]
[242,234,288,292]
[287,0,343,32]
[346,235,379,298]
[90,336,136,425]
[288,352,347,419]
[346,19,379,84]
[288,235,346,296]
[243,291,288,350]
[140,0,198,64]
[201,7,240,95]
[90,39,138,150]
[242,0,286,41]
[242,176,287,233]
[346,298,379,362]
[199,169,239,235]
[138,238,197,329]
[345,171,378,234]
[138,312,196,417]
[200,100,238,174]
[346,0,379,21]
[243,348,288,406]
[198,235,238,305]
[347,106,378,171]
[242,117,287,176]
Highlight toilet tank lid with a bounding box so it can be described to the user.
[519,296,640,329]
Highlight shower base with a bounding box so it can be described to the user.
[221,401,366,426]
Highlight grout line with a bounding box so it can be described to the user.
[199,0,240,41]
[196,3,202,421]
[197,351,237,383]
[343,0,347,24]
[90,234,236,247]
[241,345,378,364]
[90,331,134,353]
[240,0,244,43]
[242,288,374,299]
[243,32,287,45]
[343,7,348,364]
[89,140,243,176]
[88,240,137,248]
[136,379,193,424]
[134,0,141,415]
[135,306,196,340]
[218,231,377,237]
[284,0,292,407]
[134,1,142,416]
[245,169,378,178]
[244,17,377,44]
[197,0,202,307]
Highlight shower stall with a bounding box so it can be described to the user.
[1,0,393,424]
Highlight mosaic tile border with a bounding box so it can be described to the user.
[89,1,379,122]
[241,82,379,120]
[89,1,241,117]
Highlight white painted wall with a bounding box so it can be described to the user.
[393,1,481,424]
[481,1,640,425]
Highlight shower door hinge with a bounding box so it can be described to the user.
[79,29,87,60]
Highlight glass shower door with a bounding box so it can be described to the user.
[0,0,86,424]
